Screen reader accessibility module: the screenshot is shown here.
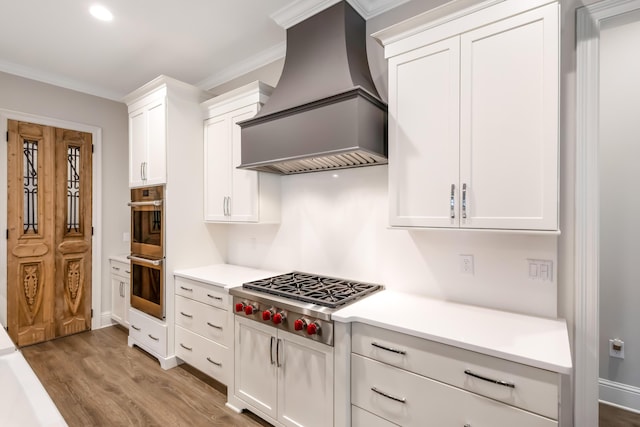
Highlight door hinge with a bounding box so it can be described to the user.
[6,131,8,142]
[5,229,8,239]
[92,144,94,153]
[91,309,94,318]
[91,226,94,236]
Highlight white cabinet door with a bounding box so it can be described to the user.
[459,3,558,230]
[145,97,167,186]
[277,331,334,427]
[129,108,147,187]
[389,37,461,228]
[111,275,125,325]
[234,316,278,419]
[229,105,260,222]
[204,115,230,221]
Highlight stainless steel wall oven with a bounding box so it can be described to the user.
[128,185,164,319]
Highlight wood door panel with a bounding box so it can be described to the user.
[6,120,92,346]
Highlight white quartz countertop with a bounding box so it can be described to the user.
[109,254,130,264]
[0,323,16,356]
[332,290,572,374]
[174,264,281,290]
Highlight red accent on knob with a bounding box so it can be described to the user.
[262,310,272,321]
[235,303,245,313]
[294,319,307,331]
[244,304,255,315]
[307,322,320,336]
[273,312,285,325]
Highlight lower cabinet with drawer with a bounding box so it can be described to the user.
[173,276,232,386]
[128,308,168,366]
[351,323,560,427]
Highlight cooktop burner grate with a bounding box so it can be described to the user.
[242,271,382,309]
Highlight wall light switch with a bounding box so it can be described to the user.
[528,259,553,282]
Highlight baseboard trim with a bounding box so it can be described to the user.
[99,312,114,329]
[600,378,640,413]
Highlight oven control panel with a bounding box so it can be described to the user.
[232,297,334,346]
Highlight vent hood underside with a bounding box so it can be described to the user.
[238,1,388,175]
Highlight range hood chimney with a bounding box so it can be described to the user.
[238,1,387,175]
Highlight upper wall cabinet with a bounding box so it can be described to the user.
[375,0,559,231]
[124,75,208,188]
[202,82,280,223]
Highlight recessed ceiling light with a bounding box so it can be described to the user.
[90,5,113,21]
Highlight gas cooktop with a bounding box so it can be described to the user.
[242,271,382,309]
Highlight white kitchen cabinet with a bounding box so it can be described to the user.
[110,258,130,328]
[202,81,280,223]
[350,323,559,427]
[127,308,171,368]
[174,276,232,386]
[379,0,559,231]
[234,315,334,427]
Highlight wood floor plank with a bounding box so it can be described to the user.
[21,326,271,427]
[600,402,640,427]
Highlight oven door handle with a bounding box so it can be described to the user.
[127,255,163,267]
[127,200,163,207]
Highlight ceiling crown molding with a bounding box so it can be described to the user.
[271,0,409,28]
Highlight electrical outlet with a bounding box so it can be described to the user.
[610,339,625,359]
[460,255,474,275]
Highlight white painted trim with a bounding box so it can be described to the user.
[575,0,640,425]
[100,313,115,329]
[0,109,103,332]
[600,378,640,413]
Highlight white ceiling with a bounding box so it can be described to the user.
[0,0,408,102]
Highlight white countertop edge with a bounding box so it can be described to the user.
[109,254,130,264]
[332,291,572,375]
[173,264,282,290]
[333,314,571,374]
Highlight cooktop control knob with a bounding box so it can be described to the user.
[262,309,273,321]
[294,319,307,331]
[235,302,245,313]
[307,322,320,336]
[273,311,286,325]
[244,304,257,315]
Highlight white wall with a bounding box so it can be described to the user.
[0,71,129,325]
[227,166,559,317]
[599,7,640,401]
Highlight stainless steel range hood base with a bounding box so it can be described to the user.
[239,88,387,175]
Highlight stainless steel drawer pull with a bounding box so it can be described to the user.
[125,270,130,274]
[112,266,120,271]
[180,311,193,318]
[207,322,223,330]
[270,336,275,365]
[464,369,515,388]
[148,334,159,341]
[180,343,192,351]
[206,357,222,367]
[131,325,141,331]
[450,184,455,219]
[180,286,193,292]
[371,342,406,355]
[207,294,223,301]
[371,387,406,404]
[462,183,467,219]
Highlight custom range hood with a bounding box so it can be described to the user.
[238,1,387,175]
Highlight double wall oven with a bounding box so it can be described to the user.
[128,186,164,319]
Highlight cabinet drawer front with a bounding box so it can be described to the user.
[174,277,228,309]
[352,323,558,419]
[175,326,230,386]
[175,296,231,346]
[352,405,399,427]
[110,260,130,278]
[128,309,167,356]
[352,354,556,427]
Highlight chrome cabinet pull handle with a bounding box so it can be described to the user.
[131,325,141,331]
[450,184,456,219]
[276,338,282,367]
[180,311,193,318]
[140,162,144,181]
[148,334,159,341]
[207,294,223,301]
[464,369,515,388]
[143,162,147,181]
[462,183,467,219]
[179,286,193,292]
[180,343,192,351]
[206,357,222,367]
[119,282,124,297]
[270,336,275,365]
[125,270,130,274]
[371,387,406,403]
[207,322,223,330]
[112,266,120,271]
[371,342,406,355]
[222,197,226,216]
[227,196,231,216]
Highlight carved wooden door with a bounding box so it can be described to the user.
[7,120,92,346]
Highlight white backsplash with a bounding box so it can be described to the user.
[227,165,558,318]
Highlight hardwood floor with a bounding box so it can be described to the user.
[600,402,640,427]
[21,325,272,427]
